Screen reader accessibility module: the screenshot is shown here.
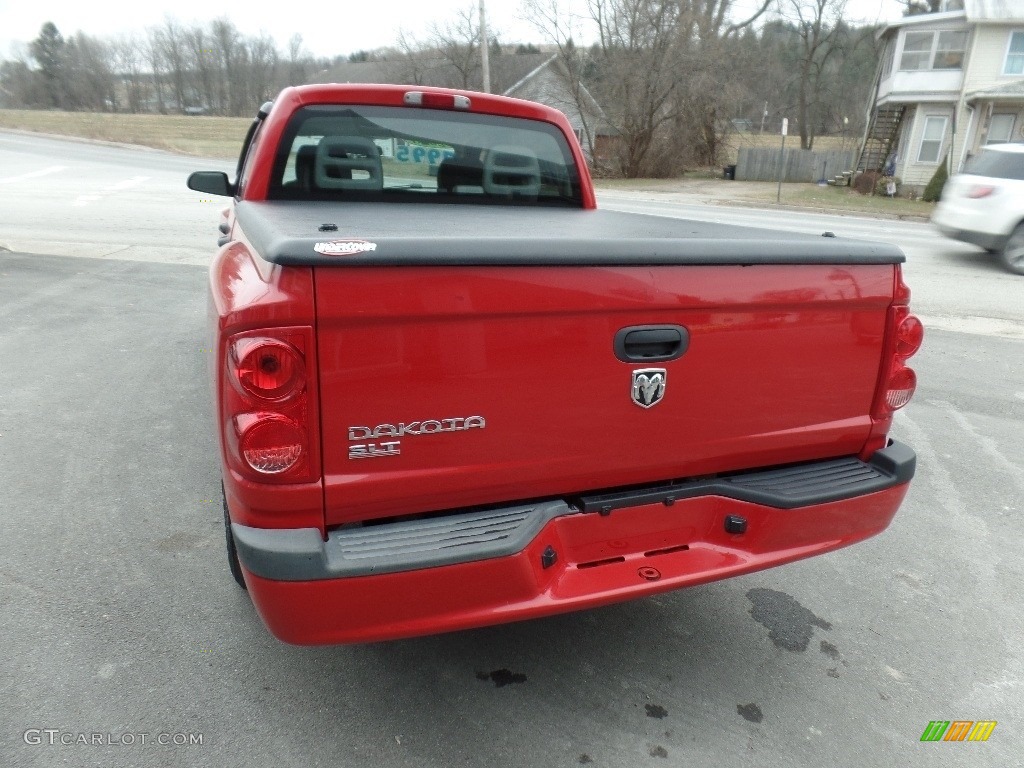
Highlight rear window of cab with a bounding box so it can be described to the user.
[267,104,584,206]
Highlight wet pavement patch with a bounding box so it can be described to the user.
[649,746,668,758]
[746,588,832,652]
[645,704,668,719]
[578,755,593,764]
[476,669,527,687]
[820,640,840,660]
[737,703,763,723]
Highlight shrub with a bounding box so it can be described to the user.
[875,176,902,197]
[922,158,949,202]
[853,171,881,195]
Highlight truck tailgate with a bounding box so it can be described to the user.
[314,263,894,526]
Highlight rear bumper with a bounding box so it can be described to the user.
[236,441,915,644]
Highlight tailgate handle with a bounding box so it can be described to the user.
[615,325,689,363]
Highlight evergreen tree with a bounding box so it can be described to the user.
[922,156,949,202]
[30,22,65,108]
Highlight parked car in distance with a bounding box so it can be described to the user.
[932,143,1024,275]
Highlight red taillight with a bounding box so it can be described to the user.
[967,185,995,199]
[894,310,924,358]
[872,296,929,428]
[879,301,923,415]
[222,327,318,483]
[232,338,305,401]
[863,268,922,458]
[237,413,305,475]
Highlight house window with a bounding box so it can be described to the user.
[1006,32,1024,75]
[917,116,947,163]
[901,32,933,70]
[987,114,1016,145]
[934,31,967,69]
[900,30,967,71]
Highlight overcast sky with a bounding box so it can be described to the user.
[0,0,905,62]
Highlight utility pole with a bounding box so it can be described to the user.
[777,118,788,204]
[480,0,490,93]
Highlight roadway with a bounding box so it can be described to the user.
[1,131,1021,768]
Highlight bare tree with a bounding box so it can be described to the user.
[522,0,601,163]
[211,19,245,115]
[524,0,772,176]
[381,30,435,86]
[158,18,188,111]
[286,34,308,86]
[430,5,481,89]
[112,36,147,113]
[669,0,774,166]
[0,44,44,107]
[61,32,116,111]
[0,16,316,115]
[248,33,280,104]
[145,27,167,113]
[588,0,687,176]
[185,26,217,112]
[787,0,848,149]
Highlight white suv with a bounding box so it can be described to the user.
[932,143,1024,275]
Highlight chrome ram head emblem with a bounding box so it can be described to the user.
[631,368,666,409]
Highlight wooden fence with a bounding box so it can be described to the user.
[735,147,858,183]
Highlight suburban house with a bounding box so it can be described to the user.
[858,0,1024,190]
[317,52,615,164]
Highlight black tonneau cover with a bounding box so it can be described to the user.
[234,201,905,266]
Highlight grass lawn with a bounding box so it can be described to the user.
[747,183,935,218]
[0,109,251,159]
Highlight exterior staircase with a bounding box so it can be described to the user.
[857,105,905,174]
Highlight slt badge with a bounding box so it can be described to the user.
[631,368,666,409]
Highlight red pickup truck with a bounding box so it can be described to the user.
[188,84,922,645]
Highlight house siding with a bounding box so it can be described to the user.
[507,66,607,143]
[867,8,1024,184]
[878,19,971,102]
[509,68,572,120]
[975,105,1024,147]
[964,24,1024,90]
[898,104,956,186]
[962,25,1024,158]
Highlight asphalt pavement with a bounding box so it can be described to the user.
[1,132,1022,768]
[0,130,230,264]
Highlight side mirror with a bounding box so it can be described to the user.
[187,171,235,197]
